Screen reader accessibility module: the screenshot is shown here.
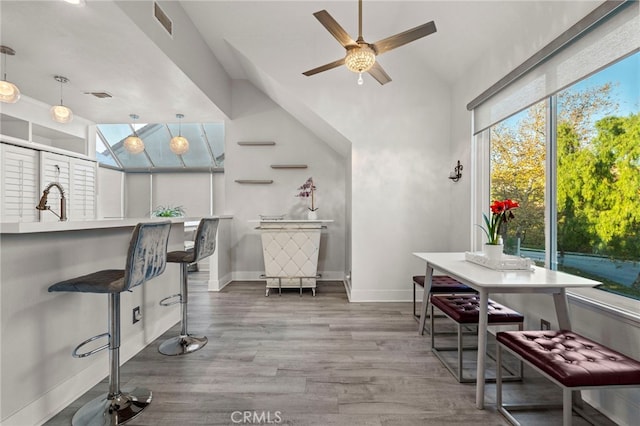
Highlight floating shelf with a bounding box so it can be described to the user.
[270,164,308,169]
[237,141,276,146]
[234,179,273,184]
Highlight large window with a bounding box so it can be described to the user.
[489,52,640,301]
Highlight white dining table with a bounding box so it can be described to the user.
[413,252,600,409]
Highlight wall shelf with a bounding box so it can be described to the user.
[270,164,307,169]
[237,141,276,146]
[234,179,273,184]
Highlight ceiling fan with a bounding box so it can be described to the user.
[302,0,437,85]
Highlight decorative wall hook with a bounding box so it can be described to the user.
[448,160,463,182]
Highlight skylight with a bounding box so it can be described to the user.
[96,122,224,171]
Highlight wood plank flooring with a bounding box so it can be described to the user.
[45,274,613,425]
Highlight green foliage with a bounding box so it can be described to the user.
[491,82,640,261]
[152,205,186,217]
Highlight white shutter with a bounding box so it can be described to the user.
[1,144,39,222]
[70,158,97,220]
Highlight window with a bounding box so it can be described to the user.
[489,52,640,301]
[490,101,546,262]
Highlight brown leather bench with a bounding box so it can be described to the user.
[412,275,475,321]
[430,294,524,383]
[496,330,640,425]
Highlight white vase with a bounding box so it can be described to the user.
[483,243,503,261]
[307,210,318,220]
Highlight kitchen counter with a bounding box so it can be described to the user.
[1,216,196,234]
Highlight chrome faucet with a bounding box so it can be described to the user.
[36,182,68,221]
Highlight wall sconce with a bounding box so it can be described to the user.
[169,113,189,155]
[50,76,73,123]
[124,114,145,154]
[0,45,21,104]
[448,160,463,182]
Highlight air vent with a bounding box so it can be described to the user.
[84,91,112,99]
[154,2,173,36]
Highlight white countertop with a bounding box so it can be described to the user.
[248,219,334,223]
[1,215,233,234]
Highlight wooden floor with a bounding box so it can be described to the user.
[45,274,614,426]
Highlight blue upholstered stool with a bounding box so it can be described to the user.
[158,217,219,356]
[48,221,172,426]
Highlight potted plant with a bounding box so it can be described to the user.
[151,205,186,217]
[479,199,519,259]
[296,177,318,220]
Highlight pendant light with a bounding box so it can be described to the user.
[50,76,73,123]
[0,45,21,104]
[124,114,145,154]
[169,113,189,155]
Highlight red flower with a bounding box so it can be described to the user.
[480,199,519,245]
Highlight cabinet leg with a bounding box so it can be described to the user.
[312,288,316,296]
[265,288,270,297]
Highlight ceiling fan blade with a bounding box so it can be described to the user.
[303,58,346,77]
[313,10,357,48]
[367,62,392,85]
[372,21,437,55]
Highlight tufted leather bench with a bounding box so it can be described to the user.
[430,294,524,383]
[496,330,640,425]
[412,275,476,321]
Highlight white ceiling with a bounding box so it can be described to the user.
[0,1,600,125]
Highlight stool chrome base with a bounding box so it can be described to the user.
[72,387,152,426]
[158,334,208,356]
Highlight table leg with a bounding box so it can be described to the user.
[553,289,572,330]
[476,289,489,409]
[418,265,434,335]
[553,289,584,410]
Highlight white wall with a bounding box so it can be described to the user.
[225,80,347,281]
[449,3,640,424]
[97,166,124,218]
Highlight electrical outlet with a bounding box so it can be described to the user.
[133,306,141,324]
[540,319,551,330]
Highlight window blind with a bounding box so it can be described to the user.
[472,0,639,135]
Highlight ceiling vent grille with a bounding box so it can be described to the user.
[154,2,173,36]
[84,91,113,99]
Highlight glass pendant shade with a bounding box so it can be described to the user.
[0,80,20,103]
[124,136,145,154]
[170,135,189,155]
[50,105,73,124]
[51,76,73,123]
[0,45,20,103]
[345,45,376,73]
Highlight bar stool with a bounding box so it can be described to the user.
[158,217,219,356]
[48,221,172,426]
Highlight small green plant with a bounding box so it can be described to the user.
[152,205,185,217]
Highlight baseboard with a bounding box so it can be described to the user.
[349,287,415,302]
[1,312,179,426]
[208,272,233,292]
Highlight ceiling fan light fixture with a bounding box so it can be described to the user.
[344,45,376,73]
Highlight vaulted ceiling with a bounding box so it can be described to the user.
[0,1,600,125]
